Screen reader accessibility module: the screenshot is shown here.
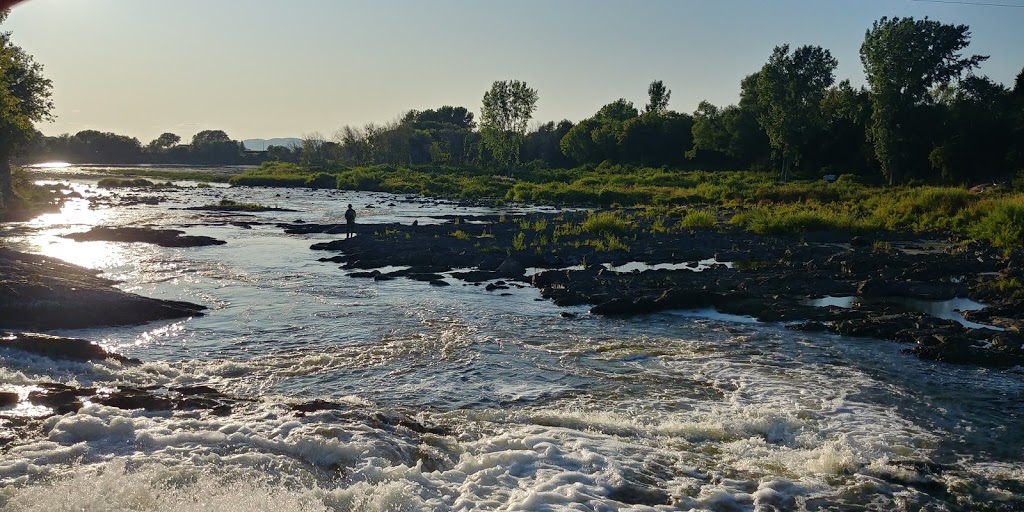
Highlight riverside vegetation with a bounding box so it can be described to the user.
[231,161,1024,253]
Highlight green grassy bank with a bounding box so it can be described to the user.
[229,162,1024,251]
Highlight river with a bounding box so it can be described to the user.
[0,167,1022,511]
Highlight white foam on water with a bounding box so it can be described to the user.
[0,460,330,512]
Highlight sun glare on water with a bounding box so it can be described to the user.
[34,238,126,270]
[28,161,73,169]
[23,183,126,270]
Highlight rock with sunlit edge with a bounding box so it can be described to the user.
[0,249,207,329]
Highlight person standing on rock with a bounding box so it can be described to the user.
[344,204,356,238]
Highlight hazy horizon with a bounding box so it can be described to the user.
[7,0,1023,143]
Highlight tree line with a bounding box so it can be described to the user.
[258,17,1024,186]
[3,15,1024,206]
[23,129,263,166]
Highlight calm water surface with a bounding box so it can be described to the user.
[0,167,1022,511]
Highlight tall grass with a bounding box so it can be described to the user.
[729,204,882,235]
[968,195,1024,252]
[677,210,718,230]
[581,211,631,236]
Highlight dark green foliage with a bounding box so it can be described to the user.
[645,80,671,114]
[0,11,54,208]
[754,45,838,181]
[304,173,337,189]
[481,80,539,168]
[861,17,988,185]
[28,129,248,166]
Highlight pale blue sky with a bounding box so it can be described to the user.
[7,0,1023,143]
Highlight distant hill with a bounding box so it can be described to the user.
[242,138,302,150]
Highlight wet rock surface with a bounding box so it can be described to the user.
[0,378,446,450]
[0,332,140,363]
[298,211,1024,369]
[184,204,297,212]
[0,249,207,329]
[63,226,226,247]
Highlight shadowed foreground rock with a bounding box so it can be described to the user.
[0,249,206,329]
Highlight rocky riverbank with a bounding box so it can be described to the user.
[295,211,1024,369]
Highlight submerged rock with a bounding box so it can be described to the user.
[0,249,207,330]
[0,332,139,363]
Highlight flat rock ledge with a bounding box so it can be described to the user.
[63,226,226,247]
[0,249,206,329]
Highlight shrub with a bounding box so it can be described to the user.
[304,172,337,189]
[677,211,717,229]
[730,205,879,235]
[512,232,527,251]
[581,211,631,236]
[968,197,1024,252]
[1012,170,1024,192]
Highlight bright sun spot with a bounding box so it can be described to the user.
[21,181,125,270]
[28,161,72,169]
[35,238,124,270]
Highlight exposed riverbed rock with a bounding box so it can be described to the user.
[63,226,226,247]
[297,210,1024,369]
[11,381,236,417]
[0,249,206,329]
[185,204,297,213]
[0,332,139,363]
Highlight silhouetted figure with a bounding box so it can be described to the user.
[344,204,356,238]
[411,219,418,226]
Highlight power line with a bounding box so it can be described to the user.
[910,0,1024,7]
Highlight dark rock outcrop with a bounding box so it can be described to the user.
[0,392,18,408]
[63,226,226,247]
[0,249,206,329]
[295,210,1024,369]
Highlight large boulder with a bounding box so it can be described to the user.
[495,258,526,278]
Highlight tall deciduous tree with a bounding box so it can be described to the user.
[191,130,231,147]
[0,11,53,208]
[755,44,837,181]
[861,16,987,185]
[480,80,538,169]
[644,80,671,115]
[190,129,241,164]
[148,132,180,151]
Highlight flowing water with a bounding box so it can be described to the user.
[0,167,1022,511]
